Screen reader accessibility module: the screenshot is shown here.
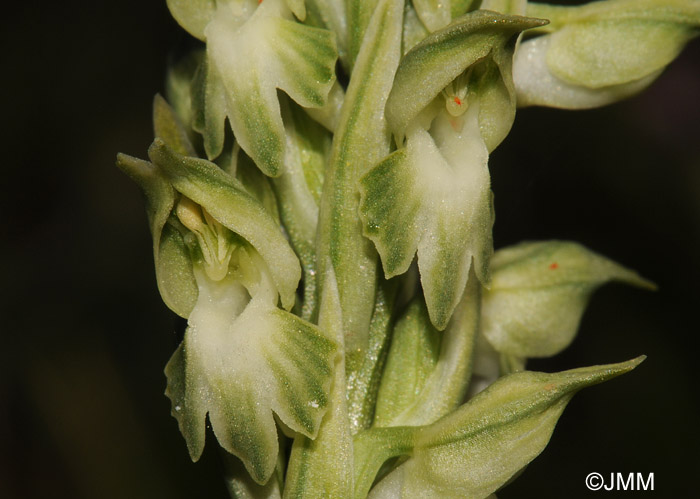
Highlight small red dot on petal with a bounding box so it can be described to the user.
[453,97,462,106]
[549,262,559,270]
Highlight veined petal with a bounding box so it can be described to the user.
[204,0,337,176]
[149,140,301,310]
[347,0,381,69]
[305,0,348,68]
[165,266,337,484]
[360,104,493,329]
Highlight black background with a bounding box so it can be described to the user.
[2,1,699,497]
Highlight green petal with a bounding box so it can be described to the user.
[370,358,645,498]
[305,0,349,68]
[165,270,337,484]
[360,106,493,330]
[149,140,301,310]
[164,48,203,143]
[385,10,546,150]
[273,98,331,320]
[346,280,398,434]
[157,223,198,318]
[192,56,227,161]
[204,0,337,176]
[116,154,198,317]
[481,241,655,358]
[166,0,216,41]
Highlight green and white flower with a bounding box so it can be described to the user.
[361,11,546,330]
[117,1,700,496]
[514,0,700,108]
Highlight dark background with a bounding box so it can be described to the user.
[2,1,698,498]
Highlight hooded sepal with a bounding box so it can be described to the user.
[481,240,655,358]
[515,0,700,109]
[385,10,547,151]
[148,139,301,310]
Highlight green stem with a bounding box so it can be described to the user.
[315,0,404,382]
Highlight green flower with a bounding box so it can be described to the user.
[514,0,700,108]
[117,100,337,484]
[360,11,545,330]
[170,0,338,175]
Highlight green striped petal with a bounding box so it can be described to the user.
[482,241,655,358]
[305,0,348,68]
[368,358,644,498]
[149,139,301,310]
[386,10,546,151]
[204,0,337,176]
[165,263,337,485]
[360,105,493,330]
